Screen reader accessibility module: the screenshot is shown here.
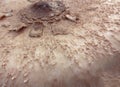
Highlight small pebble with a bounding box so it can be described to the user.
[11,76,16,80]
[5,13,13,17]
[1,22,10,28]
[24,73,28,77]
[9,23,27,31]
[65,14,78,22]
[24,79,29,83]
[0,13,6,20]
[0,12,13,20]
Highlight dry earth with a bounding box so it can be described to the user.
[0,0,120,87]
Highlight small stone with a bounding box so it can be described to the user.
[24,79,29,83]
[5,13,13,17]
[24,73,28,77]
[0,13,6,20]
[1,22,10,28]
[11,76,16,80]
[29,23,43,37]
[9,23,27,31]
[51,62,56,66]
[0,13,13,20]
[2,63,6,67]
[65,14,78,22]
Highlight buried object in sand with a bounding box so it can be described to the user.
[10,1,78,37]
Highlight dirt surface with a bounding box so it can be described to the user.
[0,0,120,87]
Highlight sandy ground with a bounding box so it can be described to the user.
[0,0,120,87]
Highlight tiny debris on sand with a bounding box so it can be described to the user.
[0,0,120,87]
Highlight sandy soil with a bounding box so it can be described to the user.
[0,0,120,87]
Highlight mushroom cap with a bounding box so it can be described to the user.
[19,1,66,23]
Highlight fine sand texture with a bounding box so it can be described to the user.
[0,0,120,87]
